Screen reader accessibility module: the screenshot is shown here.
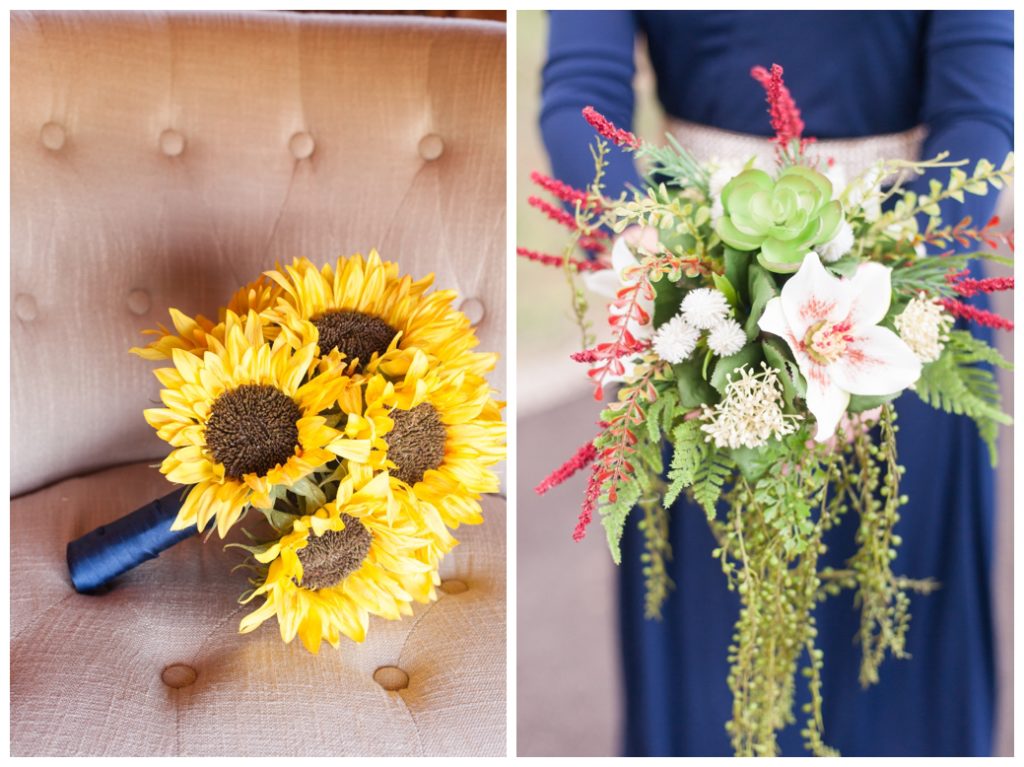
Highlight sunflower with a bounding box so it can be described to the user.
[376,347,505,529]
[131,274,282,361]
[333,370,461,549]
[143,310,371,537]
[238,472,445,654]
[263,252,497,379]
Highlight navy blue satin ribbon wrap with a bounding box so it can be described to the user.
[67,489,196,593]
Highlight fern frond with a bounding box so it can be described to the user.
[913,339,1012,465]
[947,329,1014,370]
[665,420,708,506]
[600,479,642,565]
[693,449,734,520]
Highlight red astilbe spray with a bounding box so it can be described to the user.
[750,64,810,162]
[939,298,1014,331]
[535,439,598,495]
[516,246,607,272]
[582,106,641,149]
[525,171,610,255]
[575,463,603,541]
[577,235,608,255]
[527,195,610,241]
[573,368,660,541]
[946,269,1014,298]
[529,170,596,210]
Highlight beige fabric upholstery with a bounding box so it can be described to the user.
[11,9,506,496]
[10,10,506,756]
[11,464,506,757]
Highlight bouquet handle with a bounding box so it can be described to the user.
[66,489,195,594]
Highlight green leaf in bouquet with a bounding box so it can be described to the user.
[674,356,717,408]
[702,347,714,380]
[825,255,861,278]
[745,263,779,340]
[710,343,764,395]
[224,539,276,558]
[711,272,741,312]
[723,246,751,305]
[652,275,684,329]
[730,444,775,482]
[251,502,301,534]
[290,476,327,510]
[761,337,807,408]
[973,250,1015,268]
[918,196,942,217]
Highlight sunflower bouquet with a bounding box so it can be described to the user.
[67,252,504,654]
[521,65,1013,755]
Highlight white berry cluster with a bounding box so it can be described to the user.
[652,288,746,364]
[700,363,802,450]
[894,292,954,363]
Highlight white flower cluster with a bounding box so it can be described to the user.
[700,364,802,450]
[818,221,854,263]
[893,292,954,363]
[652,314,700,364]
[652,288,746,364]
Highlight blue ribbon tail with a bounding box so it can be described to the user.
[66,488,196,594]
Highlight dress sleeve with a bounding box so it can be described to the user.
[913,11,1013,244]
[540,11,642,196]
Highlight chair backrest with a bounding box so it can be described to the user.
[11,11,506,496]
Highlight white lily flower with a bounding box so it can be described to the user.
[757,252,921,442]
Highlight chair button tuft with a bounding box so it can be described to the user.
[440,579,468,595]
[40,122,65,151]
[159,129,186,157]
[14,294,38,321]
[458,297,485,327]
[127,289,151,315]
[373,665,410,691]
[418,134,444,161]
[161,663,197,689]
[289,132,315,160]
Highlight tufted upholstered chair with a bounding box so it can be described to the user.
[10,11,506,757]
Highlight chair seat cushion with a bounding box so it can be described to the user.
[11,462,505,756]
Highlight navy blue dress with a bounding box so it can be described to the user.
[540,11,1012,756]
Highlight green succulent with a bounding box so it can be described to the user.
[715,166,843,273]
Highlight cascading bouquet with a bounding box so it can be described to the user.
[521,65,1013,755]
[66,252,505,654]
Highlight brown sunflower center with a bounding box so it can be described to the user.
[205,384,301,479]
[296,515,373,590]
[311,310,398,367]
[387,402,447,486]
